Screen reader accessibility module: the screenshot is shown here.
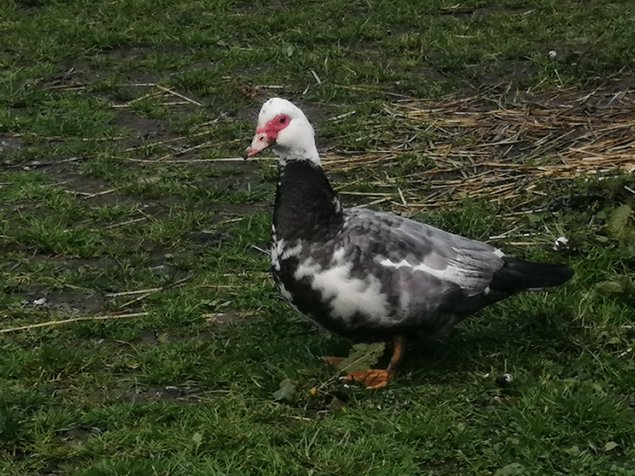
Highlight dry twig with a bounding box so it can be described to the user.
[0,312,149,334]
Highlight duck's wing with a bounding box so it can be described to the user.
[342,208,505,300]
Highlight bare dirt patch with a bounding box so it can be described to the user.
[115,110,168,142]
[0,136,24,155]
[19,285,105,314]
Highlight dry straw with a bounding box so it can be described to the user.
[322,83,634,212]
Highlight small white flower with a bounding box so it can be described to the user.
[553,236,569,251]
[496,373,513,387]
[548,50,557,59]
[32,297,47,306]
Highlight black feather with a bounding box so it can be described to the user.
[490,257,574,294]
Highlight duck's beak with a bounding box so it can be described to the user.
[242,132,273,160]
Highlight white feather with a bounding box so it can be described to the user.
[379,257,473,288]
[295,258,388,321]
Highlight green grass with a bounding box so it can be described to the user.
[1,0,635,474]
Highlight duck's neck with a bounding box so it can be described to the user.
[273,160,343,242]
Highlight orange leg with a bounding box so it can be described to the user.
[340,335,406,389]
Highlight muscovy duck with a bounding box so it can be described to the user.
[244,98,573,389]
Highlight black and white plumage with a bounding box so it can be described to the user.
[245,98,573,387]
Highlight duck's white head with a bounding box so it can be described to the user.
[244,98,320,165]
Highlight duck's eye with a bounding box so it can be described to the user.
[279,117,286,124]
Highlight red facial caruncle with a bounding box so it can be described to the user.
[244,113,291,158]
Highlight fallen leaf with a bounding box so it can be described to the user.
[272,378,297,401]
[595,278,635,302]
[604,441,619,452]
[595,280,625,297]
[308,386,319,397]
[607,204,633,241]
[335,342,386,373]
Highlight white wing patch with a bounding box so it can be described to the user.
[493,248,505,258]
[295,255,388,321]
[331,246,346,263]
[379,257,480,290]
